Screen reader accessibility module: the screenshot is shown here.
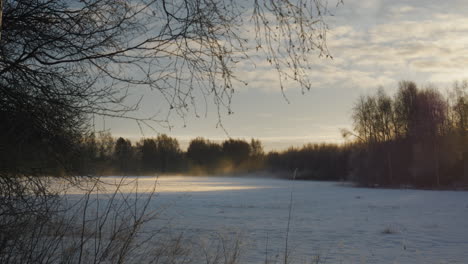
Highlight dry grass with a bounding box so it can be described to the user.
[0,176,245,264]
[381,226,398,235]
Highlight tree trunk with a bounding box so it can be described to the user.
[387,149,393,186]
[0,0,3,40]
[434,140,440,187]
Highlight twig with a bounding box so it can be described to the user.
[284,168,297,264]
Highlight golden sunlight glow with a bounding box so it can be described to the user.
[58,176,271,195]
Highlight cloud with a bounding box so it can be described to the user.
[109,0,468,149]
[233,2,468,94]
[319,8,468,89]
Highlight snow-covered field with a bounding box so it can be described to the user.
[66,176,468,263]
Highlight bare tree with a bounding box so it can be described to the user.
[0,0,3,39]
[452,81,468,146]
[1,0,336,130]
[0,1,339,262]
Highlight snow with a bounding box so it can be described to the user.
[65,176,468,263]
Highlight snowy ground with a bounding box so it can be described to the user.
[64,176,468,263]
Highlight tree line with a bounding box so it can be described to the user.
[73,132,350,181]
[76,134,267,176]
[9,80,468,188]
[345,81,468,188]
[75,80,468,188]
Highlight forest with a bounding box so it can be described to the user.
[344,81,468,188]
[13,80,464,189]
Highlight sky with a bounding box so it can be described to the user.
[99,0,468,151]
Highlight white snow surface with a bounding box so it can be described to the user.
[65,176,468,263]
